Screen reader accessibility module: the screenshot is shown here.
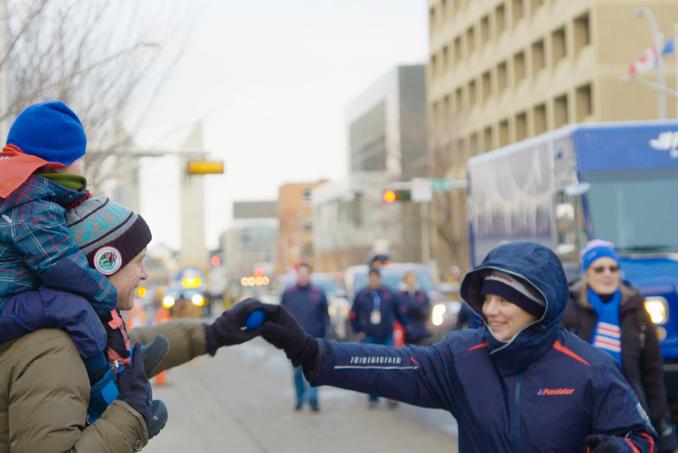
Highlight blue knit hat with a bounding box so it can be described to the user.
[580,239,620,272]
[6,101,86,166]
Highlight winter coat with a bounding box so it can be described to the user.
[280,284,329,338]
[0,176,117,315]
[397,287,431,343]
[0,318,207,452]
[310,242,656,452]
[563,281,674,435]
[350,286,408,341]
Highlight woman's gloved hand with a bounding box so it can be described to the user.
[204,298,267,355]
[259,304,321,377]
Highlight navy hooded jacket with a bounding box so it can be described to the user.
[310,242,656,452]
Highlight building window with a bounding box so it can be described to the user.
[470,132,480,155]
[455,87,464,112]
[499,119,510,146]
[303,189,312,202]
[429,7,436,36]
[574,12,591,56]
[482,70,492,102]
[552,26,567,66]
[467,26,476,56]
[554,93,569,128]
[531,39,546,76]
[431,54,438,77]
[512,0,525,25]
[516,111,527,141]
[497,61,508,93]
[483,126,493,151]
[444,94,451,125]
[496,3,507,37]
[442,45,449,74]
[469,79,477,107]
[513,51,526,85]
[440,0,447,22]
[534,103,547,134]
[454,36,462,64]
[529,0,544,15]
[575,83,593,121]
[481,15,491,48]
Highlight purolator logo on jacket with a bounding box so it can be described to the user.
[537,387,575,396]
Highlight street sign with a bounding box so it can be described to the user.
[411,178,433,202]
[186,160,224,175]
[431,178,467,191]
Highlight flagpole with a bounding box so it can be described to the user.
[635,7,667,119]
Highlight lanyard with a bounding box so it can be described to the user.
[371,290,381,311]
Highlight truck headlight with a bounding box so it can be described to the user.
[192,294,206,307]
[162,296,175,309]
[431,303,447,327]
[644,297,669,325]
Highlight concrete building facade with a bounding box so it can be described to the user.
[276,181,325,275]
[427,0,678,270]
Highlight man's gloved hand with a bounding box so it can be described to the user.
[585,434,630,452]
[117,343,152,427]
[259,304,321,377]
[204,298,267,355]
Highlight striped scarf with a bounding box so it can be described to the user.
[589,288,622,367]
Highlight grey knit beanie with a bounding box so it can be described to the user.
[67,196,152,275]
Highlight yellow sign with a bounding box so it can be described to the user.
[182,277,202,288]
[186,161,224,175]
[136,287,147,298]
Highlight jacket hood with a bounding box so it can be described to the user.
[0,175,84,213]
[460,241,569,375]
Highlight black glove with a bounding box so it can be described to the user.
[259,304,321,377]
[585,435,629,453]
[204,298,266,355]
[117,343,152,426]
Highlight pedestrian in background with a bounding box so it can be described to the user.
[397,271,431,345]
[280,263,329,412]
[349,268,409,408]
[563,239,677,452]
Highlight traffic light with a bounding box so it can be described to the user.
[382,189,411,204]
[210,254,222,267]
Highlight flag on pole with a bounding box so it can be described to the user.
[628,47,658,75]
[662,37,674,56]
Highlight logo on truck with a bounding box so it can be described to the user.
[649,131,678,158]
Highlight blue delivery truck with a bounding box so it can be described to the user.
[466,121,678,397]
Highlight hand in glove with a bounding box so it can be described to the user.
[204,298,267,355]
[259,304,321,377]
[117,344,152,426]
[585,435,631,453]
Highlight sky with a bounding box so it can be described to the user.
[131,0,428,250]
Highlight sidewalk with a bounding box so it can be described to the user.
[144,338,458,453]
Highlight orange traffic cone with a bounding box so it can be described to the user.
[152,307,171,386]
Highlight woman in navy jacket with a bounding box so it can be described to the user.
[256,242,656,452]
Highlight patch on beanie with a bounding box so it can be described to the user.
[94,246,122,275]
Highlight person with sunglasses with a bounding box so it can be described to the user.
[563,239,677,452]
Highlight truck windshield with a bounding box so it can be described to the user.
[584,168,678,253]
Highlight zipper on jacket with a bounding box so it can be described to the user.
[513,375,523,453]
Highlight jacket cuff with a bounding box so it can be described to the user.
[99,400,149,451]
[307,339,332,384]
